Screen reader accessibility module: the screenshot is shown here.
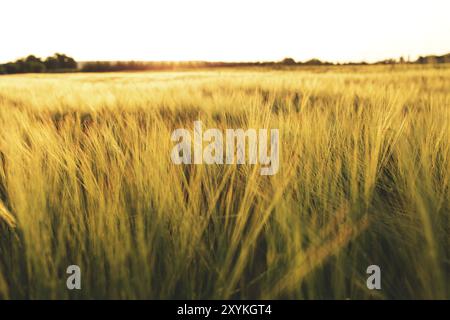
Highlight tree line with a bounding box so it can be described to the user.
[1,52,449,74]
[70,53,450,72]
[0,54,77,74]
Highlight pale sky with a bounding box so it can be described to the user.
[1,0,449,63]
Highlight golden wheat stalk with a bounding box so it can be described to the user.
[271,215,369,296]
[0,201,15,228]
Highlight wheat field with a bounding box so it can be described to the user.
[0,65,448,299]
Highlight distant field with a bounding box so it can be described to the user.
[0,65,448,299]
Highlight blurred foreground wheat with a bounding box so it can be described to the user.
[0,65,448,299]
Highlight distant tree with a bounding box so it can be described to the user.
[44,53,77,71]
[280,57,296,65]
[416,56,426,64]
[55,53,77,69]
[304,58,325,65]
[24,55,46,72]
[44,56,60,70]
